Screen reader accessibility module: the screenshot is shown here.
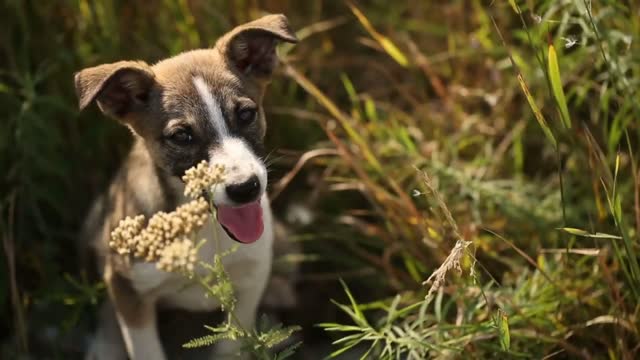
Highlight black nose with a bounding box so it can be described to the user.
[225,175,261,204]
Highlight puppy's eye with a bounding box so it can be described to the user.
[237,107,257,127]
[168,129,193,145]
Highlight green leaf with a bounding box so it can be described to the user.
[517,73,557,149]
[364,98,378,122]
[259,325,301,348]
[495,309,510,351]
[559,227,622,239]
[329,336,365,358]
[339,279,370,327]
[613,152,620,199]
[348,2,409,67]
[275,341,303,360]
[508,0,521,14]
[340,73,359,105]
[182,327,240,348]
[199,255,236,311]
[548,43,572,129]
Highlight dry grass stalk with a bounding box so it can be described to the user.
[418,168,472,299]
[422,238,471,299]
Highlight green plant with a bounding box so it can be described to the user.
[282,1,640,358]
[181,249,301,360]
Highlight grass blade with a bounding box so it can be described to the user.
[495,309,510,351]
[347,2,409,67]
[507,0,521,14]
[490,15,557,149]
[558,227,622,240]
[548,43,572,129]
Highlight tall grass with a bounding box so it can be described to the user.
[284,1,640,358]
[1,0,639,358]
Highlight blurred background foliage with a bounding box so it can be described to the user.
[1,0,639,358]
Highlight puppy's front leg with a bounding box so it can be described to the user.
[85,300,127,360]
[107,269,166,360]
[115,310,165,360]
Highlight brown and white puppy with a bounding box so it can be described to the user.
[75,15,297,360]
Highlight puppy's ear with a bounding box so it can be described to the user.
[74,61,155,118]
[216,14,297,79]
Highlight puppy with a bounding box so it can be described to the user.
[75,14,297,359]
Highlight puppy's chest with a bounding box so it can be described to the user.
[128,220,223,305]
[129,218,271,311]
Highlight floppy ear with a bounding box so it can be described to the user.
[216,14,298,78]
[74,61,155,118]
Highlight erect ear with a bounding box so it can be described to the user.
[74,61,155,118]
[216,14,298,78]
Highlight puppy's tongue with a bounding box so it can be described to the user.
[217,202,264,244]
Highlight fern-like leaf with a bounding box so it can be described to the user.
[274,341,303,360]
[182,333,232,349]
[259,325,302,348]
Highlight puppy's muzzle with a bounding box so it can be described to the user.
[225,175,261,205]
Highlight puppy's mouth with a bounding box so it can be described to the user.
[215,201,264,244]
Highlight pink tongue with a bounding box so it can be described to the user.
[217,202,264,244]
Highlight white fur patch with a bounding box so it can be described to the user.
[192,76,267,207]
[130,262,172,294]
[193,76,229,137]
[209,138,268,206]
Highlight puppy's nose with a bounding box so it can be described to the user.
[225,175,261,204]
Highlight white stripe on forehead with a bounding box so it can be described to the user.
[192,76,229,137]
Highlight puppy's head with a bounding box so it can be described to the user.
[75,14,297,243]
